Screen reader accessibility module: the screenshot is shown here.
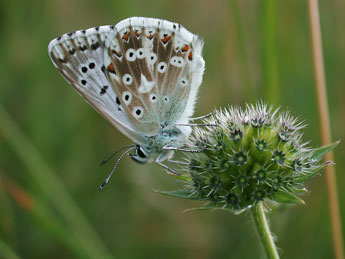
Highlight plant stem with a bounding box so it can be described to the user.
[251,202,279,259]
[307,1,344,258]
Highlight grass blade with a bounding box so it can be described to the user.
[307,1,344,258]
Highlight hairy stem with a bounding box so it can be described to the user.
[251,202,279,259]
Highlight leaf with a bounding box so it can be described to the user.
[154,189,206,201]
[184,204,232,212]
[170,174,193,182]
[296,162,331,183]
[184,202,248,215]
[271,190,304,204]
[311,141,340,161]
[289,187,308,194]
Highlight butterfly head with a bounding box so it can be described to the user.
[130,145,153,164]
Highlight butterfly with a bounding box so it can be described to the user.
[48,17,205,187]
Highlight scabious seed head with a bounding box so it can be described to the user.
[161,103,337,213]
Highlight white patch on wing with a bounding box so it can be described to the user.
[138,74,155,93]
[170,56,185,67]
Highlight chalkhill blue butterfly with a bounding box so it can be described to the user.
[48,17,206,188]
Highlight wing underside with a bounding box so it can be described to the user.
[48,17,205,142]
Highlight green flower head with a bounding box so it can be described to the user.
[159,103,337,213]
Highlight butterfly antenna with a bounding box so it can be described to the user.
[98,144,136,166]
[99,146,137,190]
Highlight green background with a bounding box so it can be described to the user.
[0,0,344,258]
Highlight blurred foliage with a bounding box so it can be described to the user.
[0,0,344,258]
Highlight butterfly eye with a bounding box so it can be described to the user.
[150,93,157,103]
[149,53,157,64]
[157,62,167,73]
[126,48,136,62]
[133,106,144,119]
[122,91,132,105]
[137,147,147,158]
[123,74,133,85]
[136,48,145,59]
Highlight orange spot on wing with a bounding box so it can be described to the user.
[182,45,190,52]
[122,32,130,41]
[108,63,115,73]
[134,31,141,37]
[188,51,193,61]
[148,34,154,40]
[161,35,171,44]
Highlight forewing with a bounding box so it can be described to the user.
[48,26,146,145]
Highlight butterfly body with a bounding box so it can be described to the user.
[48,17,205,167]
[131,126,187,164]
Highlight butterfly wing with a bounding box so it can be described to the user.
[48,17,205,144]
[104,17,205,135]
[48,25,146,145]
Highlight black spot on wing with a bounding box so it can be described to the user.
[79,45,87,51]
[101,65,106,74]
[58,58,67,63]
[100,85,108,95]
[91,41,100,50]
[116,96,121,105]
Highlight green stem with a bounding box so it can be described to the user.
[251,202,279,259]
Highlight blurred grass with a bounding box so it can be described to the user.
[262,0,279,105]
[228,0,255,102]
[0,238,21,259]
[0,105,112,259]
[1,171,95,258]
[0,0,344,258]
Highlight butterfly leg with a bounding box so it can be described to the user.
[163,146,203,153]
[167,159,189,165]
[176,112,217,127]
[189,112,216,121]
[156,161,182,176]
[175,122,217,127]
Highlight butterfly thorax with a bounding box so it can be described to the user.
[131,125,188,164]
